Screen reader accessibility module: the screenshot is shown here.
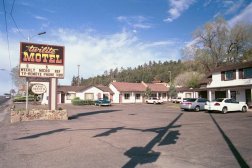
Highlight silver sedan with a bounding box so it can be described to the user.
[180,98,209,112]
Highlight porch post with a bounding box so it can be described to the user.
[227,89,231,98]
[208,90,212,101]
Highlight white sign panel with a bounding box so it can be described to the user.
[19,64,64,78]
[31,83,47,94]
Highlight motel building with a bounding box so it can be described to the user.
[199,61,252,105]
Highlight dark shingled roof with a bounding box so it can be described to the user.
[208,61,252,76]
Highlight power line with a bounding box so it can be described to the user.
[3,0,12,70]
[10,0,26,39]
[10,0,15,13]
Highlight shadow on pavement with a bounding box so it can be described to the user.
[15,128,70,140]
[93,127,125,137]
[209,113,249,168]
[68,109,121,120]
[122,113,183,168]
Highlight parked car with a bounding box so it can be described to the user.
[180,98,209,112]
[181,98,191,102]
[94,99,111,106]
[146,97,163,104]
[172,97,182,103]
[204,98,248,114]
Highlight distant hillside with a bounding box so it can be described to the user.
[71,60,204,86]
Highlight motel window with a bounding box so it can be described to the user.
[136,94,141,100]
[67,93,76,100]
[124,93,130,100]
[225,71,234,80]
[162,93,166,98]
[243,68,252,79]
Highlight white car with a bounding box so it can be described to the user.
[171,97,182,103]
[146,97,163,104]
[204,98,248,114]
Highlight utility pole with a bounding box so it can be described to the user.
[77,65,80,86]
[168,71,172,86]
[168,71,172,101]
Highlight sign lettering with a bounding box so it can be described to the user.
[20,42,65,78]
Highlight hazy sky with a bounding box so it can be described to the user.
[0,0,252,94]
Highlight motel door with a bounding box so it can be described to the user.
[245,89,251,105]
[61,94,65,103]
[215,91,226,99]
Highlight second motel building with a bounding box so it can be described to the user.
[55,81,168,104]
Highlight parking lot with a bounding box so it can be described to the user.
[0,102,251,168]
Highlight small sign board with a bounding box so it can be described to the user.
[19,42,65,78]
[31,83,47,94]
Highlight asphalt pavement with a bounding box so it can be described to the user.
[0,102,251,168]
[0,98,11,122]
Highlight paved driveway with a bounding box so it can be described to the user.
[0,103,251,168]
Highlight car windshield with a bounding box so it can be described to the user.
[214,98,224,102]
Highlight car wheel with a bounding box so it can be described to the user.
[195,106,200,112]
[242,106,247,112]
[222,107,227,114]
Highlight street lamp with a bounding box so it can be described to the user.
[25,31,46,111]
[27,31,46,42]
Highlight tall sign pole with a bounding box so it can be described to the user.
[25,32,46,111]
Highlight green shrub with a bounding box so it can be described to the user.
[13,95,35,102]
[71,98,95,105]
[73,97,80,100]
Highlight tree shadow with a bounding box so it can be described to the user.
[68,109,121,120]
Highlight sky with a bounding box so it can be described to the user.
[0,0,252,95]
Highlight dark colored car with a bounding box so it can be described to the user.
[180,98,208,112]
[94,99,111,106]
